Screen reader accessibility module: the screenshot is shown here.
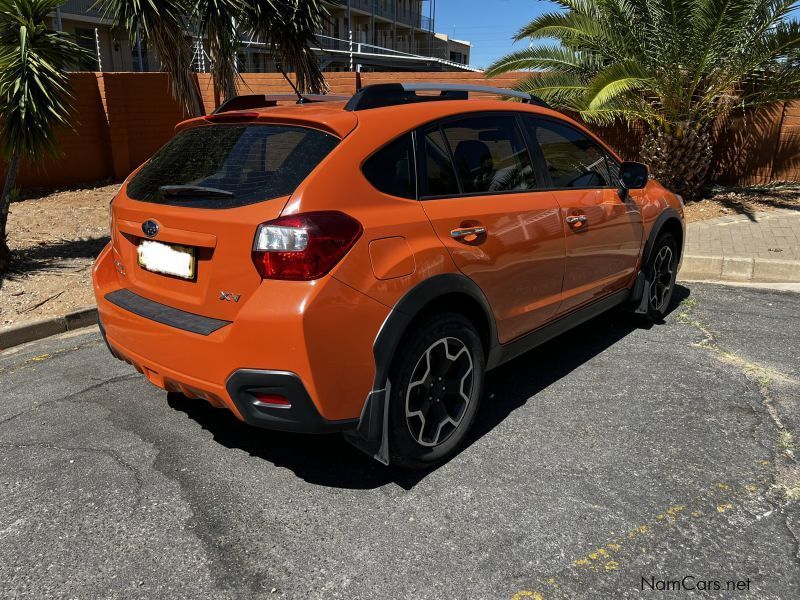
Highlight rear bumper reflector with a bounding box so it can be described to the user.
[105,289,231,336]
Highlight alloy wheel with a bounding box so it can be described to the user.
[649,245,675,312]
[405,337,474,447]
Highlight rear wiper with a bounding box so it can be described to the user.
[159,185,234,198]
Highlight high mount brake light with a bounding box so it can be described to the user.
[205,112,260,123]
[251,211,363,281]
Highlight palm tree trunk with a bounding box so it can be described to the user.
[0,154,20,276]
[640,125,713,201]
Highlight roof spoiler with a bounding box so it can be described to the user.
[212,93,349,114]
[344,83,550,112]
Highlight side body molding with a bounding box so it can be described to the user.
[343,273,499,464]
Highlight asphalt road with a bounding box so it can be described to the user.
[1,283,798,599]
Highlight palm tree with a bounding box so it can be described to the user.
[100,0,331,117]
[0,0,90,275]
[486,0,800,199]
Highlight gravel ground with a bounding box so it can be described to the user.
[0,182,117,327]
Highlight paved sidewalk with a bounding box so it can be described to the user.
[679,209,800,282]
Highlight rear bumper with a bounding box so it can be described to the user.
[100,317,355,433]
[225,369,357,433]
[93,243,389,431]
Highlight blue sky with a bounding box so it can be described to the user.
[434,0,556,69]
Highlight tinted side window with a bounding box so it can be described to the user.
[423,127,460,197]
[362,134,416,199]
[441,115,538,193]
[529,119,614,188]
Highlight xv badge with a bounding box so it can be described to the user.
[219,291,241,303]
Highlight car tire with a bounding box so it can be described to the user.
[387,313,485,470]
[640,232,679,322]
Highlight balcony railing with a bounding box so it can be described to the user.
[344,1,431,31]
[60,0,104,19]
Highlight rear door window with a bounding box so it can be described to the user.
[421,127,461,197]
[527,118,616,188]
[362,133,417,199]
[440,115,538,194]
[126,124,339,208]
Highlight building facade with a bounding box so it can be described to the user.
[53,0,474,73]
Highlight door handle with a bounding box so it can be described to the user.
[450,226,486,240]
[565,215,588,224]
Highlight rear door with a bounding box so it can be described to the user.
[418,113,565,344]
[525,117,643,314]
[111,122,340,321]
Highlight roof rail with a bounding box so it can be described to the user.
[344,83,550,112]
[212,93,349,114]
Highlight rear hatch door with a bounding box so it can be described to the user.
[110,121,340,321]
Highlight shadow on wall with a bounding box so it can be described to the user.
[712,103,788,186]
[166,285,690,490]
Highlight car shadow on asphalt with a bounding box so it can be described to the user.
[167,285,690,490]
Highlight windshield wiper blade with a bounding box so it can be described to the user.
[159,185,234,198]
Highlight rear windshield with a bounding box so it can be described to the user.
[126,124,339,208]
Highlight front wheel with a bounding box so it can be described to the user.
[387,313,485,470]
[642,232,678,321]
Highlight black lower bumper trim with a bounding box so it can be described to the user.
[105,289,230,336]
[226,369,357,434]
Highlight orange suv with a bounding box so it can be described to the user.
[93,83,684,469]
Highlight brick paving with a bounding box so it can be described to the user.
[680,209,800,282]
[686,209,800,260]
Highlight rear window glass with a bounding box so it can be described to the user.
[362,133,416,199]
[126,124,339,208]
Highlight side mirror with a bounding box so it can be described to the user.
[619,161,648,190]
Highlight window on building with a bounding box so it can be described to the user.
[132,38,149,72]
[74,28,99,71]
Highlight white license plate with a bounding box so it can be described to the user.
[137,240,196,279]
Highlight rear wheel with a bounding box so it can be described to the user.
[641,232,678,321]
[388,313,485,469]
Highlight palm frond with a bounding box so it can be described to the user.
[99,0,202,116]
[486,45,599,77]
[0,0,90,160]
[585,60,652,109]
[243,1,329,93]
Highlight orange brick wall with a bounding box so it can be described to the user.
[1,71,798,189]
[0,73,112,188]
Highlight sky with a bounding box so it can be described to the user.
[434,0,557,69]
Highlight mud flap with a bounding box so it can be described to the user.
[343,381,392,465]
[631,270,651,315]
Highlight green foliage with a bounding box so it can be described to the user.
[0,0,90,161]
[98,0,331,113]
[487,0,800,130]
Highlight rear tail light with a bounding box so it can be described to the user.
[251,211,363,280]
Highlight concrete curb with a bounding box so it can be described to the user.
[0,307,98,351]
[679,255,800,284]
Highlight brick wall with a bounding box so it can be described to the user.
[1,73,112,189]
[1,71,798,189]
